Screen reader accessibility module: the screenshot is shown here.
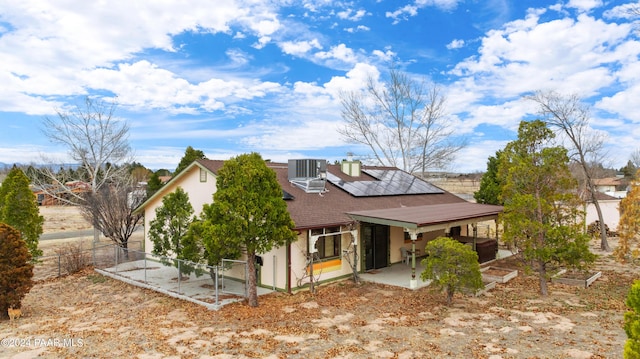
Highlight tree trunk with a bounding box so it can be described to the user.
[247,252,258,307]
[589,187,611,251]
[538,261,548,296]
[121,241,129,260]
[446,285,454,306]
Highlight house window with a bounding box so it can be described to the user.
[310,226,341,259]
[199,168,207,182]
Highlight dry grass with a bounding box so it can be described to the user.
[7,191,629,358]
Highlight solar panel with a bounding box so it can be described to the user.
[326,169,444,197]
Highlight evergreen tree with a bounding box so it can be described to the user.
[203,152,296,307]
[622,161,638,179]
[149,187,195,274]
[146,172,163,198]
[174,146,206,175]
[420,237,483,306]
[474,150,504,205]
[0,166,43,258]
[499,120,595,296]
[0,223,34,317]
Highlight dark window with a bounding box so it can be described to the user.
[311,226,341,259]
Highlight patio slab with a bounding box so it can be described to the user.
[96,259,272,310]
[359,260,431,289]
[359,249,514,290]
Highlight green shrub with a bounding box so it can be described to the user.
[625,280,640,358]
[420,236,483,306]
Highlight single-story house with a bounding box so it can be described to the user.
[136,158,503,292]
[593,177,628,198]
[32,180,92,206]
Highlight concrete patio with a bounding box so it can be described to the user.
[359,260,431,289]
[359,248,515,289]
[96,258,273,310]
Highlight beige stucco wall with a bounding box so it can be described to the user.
[389,226,444,264]
[288,229,358,291]
[255,245,288,290]
[585,199,620,231]
[143,165,217,252]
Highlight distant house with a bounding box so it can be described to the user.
[135,158,503,292]
[31,181,92,206]
[593,177,628,198]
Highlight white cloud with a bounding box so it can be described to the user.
[446,39,465,49]
[0,1,283,111]
[337,9,368,21]
[604,3,640,20]
[452,140,510,173]
[241,119,346,151]
[450,12,634,98]
[386,0,461,24]
[226,49,252,67]
[315,44,361,65]
[280,39,323,56]
[324,63,380,96]
[567,0,603,12]
[345,25,370,33]
[82,61,282,113]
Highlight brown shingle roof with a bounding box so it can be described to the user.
[348,202,503,229]
[197,159,469,230]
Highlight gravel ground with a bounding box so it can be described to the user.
[0,206,634,358]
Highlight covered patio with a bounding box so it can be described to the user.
[349,202,504,289]
[358,247,515,289]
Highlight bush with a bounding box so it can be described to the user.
[0,223,34,318]
[420,236,483,306]
[55,241,90,275]
[625,280,640,358]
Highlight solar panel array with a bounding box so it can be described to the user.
[326,169,444,197]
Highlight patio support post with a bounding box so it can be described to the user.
[408,230,418,289]
[473,223,478,251]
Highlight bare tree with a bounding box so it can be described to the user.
[33,97,133,242]
[631,148,640,168]
[527,90,611,251]
[339,67,466,173]
[79,178,143,254]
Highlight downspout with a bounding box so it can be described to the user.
[287,243,291,294]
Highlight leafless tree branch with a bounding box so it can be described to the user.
[338,67,465,173]
[32,97,133,203]
[526,90,611,251]
[79,178,144,250]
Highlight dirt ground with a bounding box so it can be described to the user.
[0,206,636,358]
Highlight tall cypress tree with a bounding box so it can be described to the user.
[474,150,504,205]
[0,166,44,258]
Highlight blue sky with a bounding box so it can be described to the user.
[1,0,639,173]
